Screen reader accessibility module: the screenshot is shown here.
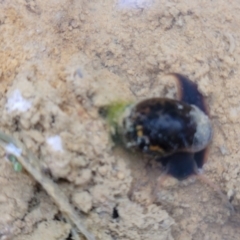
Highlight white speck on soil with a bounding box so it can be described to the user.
[5,143,22,157]
[6,90,31,113]
[46,136,64,152]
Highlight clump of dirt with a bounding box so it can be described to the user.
[1,0,240,240]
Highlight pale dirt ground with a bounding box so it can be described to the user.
[1,0,240,239]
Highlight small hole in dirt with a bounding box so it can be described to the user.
[28,184,42,211]
[98,106,108,118]
[28,196,39,211]
[34,124,43,132]
[229,195,234,203]
[66,232,73,240]
[13,117,20,131]
[50,114,55,125]
[53,212,63,221]
[56,178,72,184]
[112,207,119,219]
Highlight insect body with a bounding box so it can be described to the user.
[121,98,211,157]
[121,98,212,179]
[101,74,212,180]
[100,75,234,210]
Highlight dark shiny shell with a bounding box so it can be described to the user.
[121,98,212,158]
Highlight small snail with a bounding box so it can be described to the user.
[100,73,232,210]
[100,74,212,180]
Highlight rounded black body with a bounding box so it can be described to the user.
[124,99,198,156]
[120,74,212,180]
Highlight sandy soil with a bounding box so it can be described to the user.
[1,0,240,239]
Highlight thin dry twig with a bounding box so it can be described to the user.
[0,131,95,240]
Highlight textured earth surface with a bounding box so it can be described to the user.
[1,0,240,239]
